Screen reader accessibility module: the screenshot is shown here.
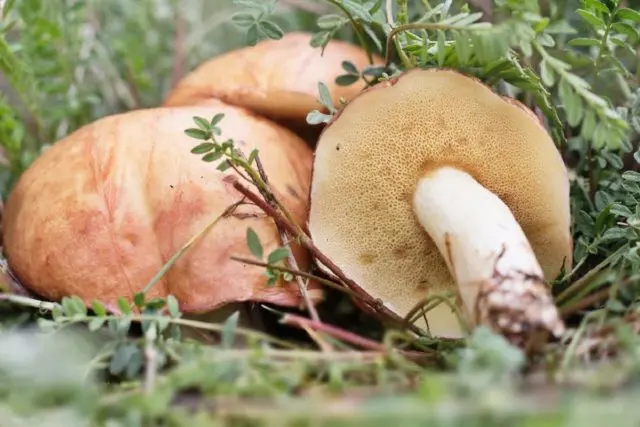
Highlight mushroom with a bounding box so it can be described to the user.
[308,69,572,343]
[2,101,321,316]
[163,31,383,142]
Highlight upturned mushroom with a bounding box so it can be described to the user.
[2,101,321,315]
[163,32,382,139]
[308,68,572,343]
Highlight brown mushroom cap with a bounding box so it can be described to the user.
[163,32,382,125]
[3,102,320,311]
[308,68,572,337]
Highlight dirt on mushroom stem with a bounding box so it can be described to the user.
[413,166,565,347]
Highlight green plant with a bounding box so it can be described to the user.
[2,0,640,425]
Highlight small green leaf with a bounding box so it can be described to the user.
[540,60,555,86]
[231,12,256,27]
[310,31,331,48]
[109,343,138,376]
[581,109,597,138]
[259,20,284,40]
[362,65,385,79]
[437,30,446,66]
[610,203,633,218]
[317,81,336,113]
[88,317,106,331]
[568,37,602,46]
[70,295,88,316]
[117,316,132,335]
[117,296,132,315]
[157,316,171,332]
[368,0,383,14]
[221,311,240,349]
[266,271,278,286]
[267,247,290,264]
[167,295,181,318]
[606,299,626,313]
[341,0,374,22]
[611,22,639,41]
[202,151,223,162]
[622,171,640,183]
[248,148,259,165]
[92,300,107,316]
[533,17,550,32]
[246,23,259,46]
[185,128,210,140]
[453,31,471,65]
[133,292,145,307]
[615,8,640,23]
[335,74,360,86]
[61,297,78,316]
[210,113,225,127]
[51,305,63,321]
[362,23,383,52]
[577,9,606,30]
[193,116,211,131]
[537,33,556,47]
[246,227,263,259]
[217,160,232,171]
[582,0,612,14]
[146,298,166,311]
[232,0,266,9]
[341,60,358,74]
[306,110,332,125]
[317,14,346,29]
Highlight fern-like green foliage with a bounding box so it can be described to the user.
[228,0,640,315]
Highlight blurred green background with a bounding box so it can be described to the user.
[0,0,352,197]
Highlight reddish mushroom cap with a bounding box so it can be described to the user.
[3,101,321,312]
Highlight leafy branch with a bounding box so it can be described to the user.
[185,113,320,320]
[230,0,285,45]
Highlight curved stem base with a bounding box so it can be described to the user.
[412,166,565,345]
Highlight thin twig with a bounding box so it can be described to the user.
[300,325,334,352]
[228,176,424,336]
[556,245,627,306]
[0,292,300,349]
[141,200,243,294]
[230,256,358,298]
[281,313,431,361]
[251,154,320,322]
[143,326,157,395]
[560,287,611,318]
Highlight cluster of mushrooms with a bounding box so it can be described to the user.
[1,31,573,345]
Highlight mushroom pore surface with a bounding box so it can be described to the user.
[308,68,572,337]
[3,103,320,312]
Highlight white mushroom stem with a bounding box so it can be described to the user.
[412,166,564,340]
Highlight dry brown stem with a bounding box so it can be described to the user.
[250,154,320,322]
[281,313,431,361]
[227,176,424,336]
